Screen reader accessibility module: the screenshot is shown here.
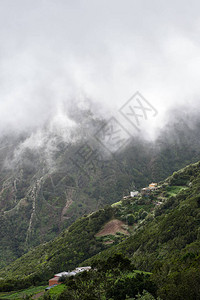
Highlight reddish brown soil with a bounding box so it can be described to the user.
[95,219,129,237]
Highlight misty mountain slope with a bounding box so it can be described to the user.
[1,113,200,269]
[0,160,200,299]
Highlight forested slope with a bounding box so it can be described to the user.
[84,161,200,299]
[1,160,200,300]
[1,114,200,269]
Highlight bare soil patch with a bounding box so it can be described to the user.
[96,219,129,237]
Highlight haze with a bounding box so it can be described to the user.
[0,0,200,138]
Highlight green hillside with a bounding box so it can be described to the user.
[1,161,200,299]
[1,117,200,269]
[0,191,157,291]
[84,161,200,299]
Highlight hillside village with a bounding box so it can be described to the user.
[0,160,198,300]
[45,182,160,291]
[41,175,190,297]
[45,183,164,289]
[46,266,91,290]
[123,182,158,200]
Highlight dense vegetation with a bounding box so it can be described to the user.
[84,161,200,299]
[51,254,157,300]
[1,115,200,268]
[1,161,200,299]
[0,206,114,290]
[0,194,157,292]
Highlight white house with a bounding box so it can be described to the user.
[130,191,139,197]
[54,266,91,278]
[74,266,91,273]
[54,272,70,277]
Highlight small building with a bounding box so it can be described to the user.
[54,272,70,277]
[149,183,158,189]
[49,277,60,286]
[141,187,151,195]
[123,191,139,200]
[130,191,139,197]
[49,271,70,286]
[74,266,91,273]
[49,266,91,286]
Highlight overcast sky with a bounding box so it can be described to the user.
[0,0,200,137]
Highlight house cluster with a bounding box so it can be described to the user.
[123,183,158,200]
[141,183,158,195]
[48,266,91,287]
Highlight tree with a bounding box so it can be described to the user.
[127,214,135,225]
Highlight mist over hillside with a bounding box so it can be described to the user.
[1,1,200,298]
[0,104,200,269]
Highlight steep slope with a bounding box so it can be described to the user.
[1,113,200,269]
[0,192,157,291]
[84,161,200,299]
[1,160,200,299]
[0,206,113,290]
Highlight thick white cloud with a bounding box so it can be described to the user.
[0,0,200,137]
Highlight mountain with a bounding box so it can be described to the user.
[1,111,200,270]
[0,160,200,299]
[84,161,200,300]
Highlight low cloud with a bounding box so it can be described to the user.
[0,0,200,141]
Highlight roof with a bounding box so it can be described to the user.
[54,272,69,277]
[54,266,91,278]
[75,266,91,271]
[69,271,77,276]
[45,284,58,291]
